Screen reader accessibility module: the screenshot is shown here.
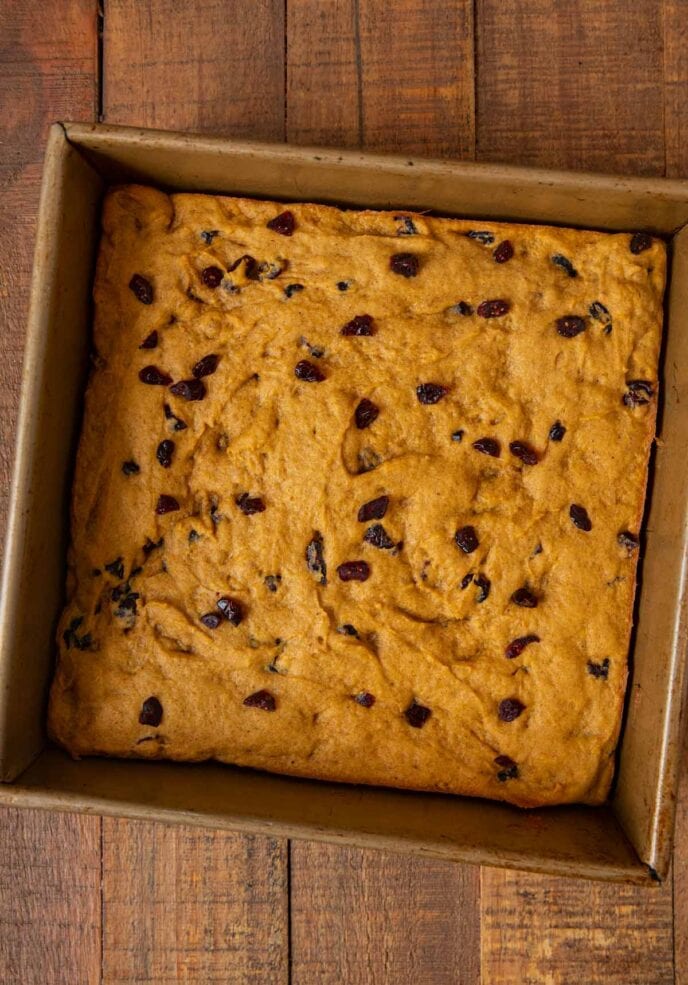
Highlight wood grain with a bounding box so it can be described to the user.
[675,756,688,985]
[475,0,665,174]
[290,842,480,985]
[287,0,474,157]
[103,0,285,139]
[0,809,101,985]
[101,820,288,985]
[664,0,688,180]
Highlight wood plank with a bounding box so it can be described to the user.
[475,0,665,174]
[664,0,688,180]
[675,755,688,985]
[103,0,285,139]
[287,0,474,157]
[290,843,480,985]
[101,819,288,985]
[0,809,101,985]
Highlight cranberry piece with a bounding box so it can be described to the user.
[139,366,172,386]
[201,265,224,288]
[337,560,370,582]
[451,301,473,315]
[354,691,376,707]
[163,403,187,431]
[337,281,350,291]
[169,378,206,401]
[630,232,652,254]
[549,421,566,441]
[452,429,464,442]
[285,283,304,298]
[143,536,163,555]
[364,524,395,549]
[122,460,140,475]
[404,700,432,728]
[551,254,578,278]
[498,697,525,722]
[243,689,277,710]
[129,274,154,304]
[156,494,180,515]
[139,331,158,349]
[390,253,419,277]
[455,525,479,554]
[494,755,519,781]
[355,398,379,429]
[618,530,639,552]
[306,532,327,584]
[466,230,494,244]
[623,380,654,407]
[494,240,514,263]
[587,658,610,679]
[505,634,540,659]
[472,437,500,457]
[200,229,219,244]
[156,439,175,468]
[511,587,538,607]
[342,314,376,336]
[477,299,509,318]
[264,574,281,593]
[395,215,418,235]
[358,496,388,522]
[589,301,612,332]
[200,612,222,629]
[227,254,258,278]
[338,624,359,637]
[139,696,163,726]
[193,354,219,378]
[236,493,266,515]
[556,315,586,338]
[509,441,539,465]
[295,360,325,382]
[104,556,124,579]
[267,211,296,236]
[570,504,592,531]
[460,573,474,589]
[475,574,491,602]
[416,383,448,404]
[217,596,243,625]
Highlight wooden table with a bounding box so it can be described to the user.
[0,1,686,981]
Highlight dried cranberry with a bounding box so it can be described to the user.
[201,265,224,288]
[549,421,566,441]
[306,532,327,584]
[494,240,514,263]
[460,573,474,589]
[337,281,350,291]
[122,460,140,475]
[156,439,175,468]
[258,260,285,281]
[129,274,154,304]
[193,354,219,378]
[264,574,281,593]
[354,691,376,707]
[358,496,388,522]
[226,254,257,278]
[243,689,277,710]
[551,254,578,278]
[477,299,509,318]
[404,700,432,728]
[267,211,295,236]
[466,231,494,244]
[390,253,419,277]
[200,612,222,629]
[623,380,654,407]
[416,383,448,404]
[337,560,370,582]
[139,696,163,726]
[217,596,243,625]
[143,536,163,555]
[104,557,124,579]
[505,634,540,659]
[364,524,395,550]
[139,331,158,349]
[472,437,500,457]
[163,403,187,431]
[139,366,172,386]
[342,314,375,336]
[395,215,418,236]
[630,232,652,254]
[236,493,266,515]
[587,658,610,679]
[511,587,538,607]
[169,378,206,401]
[618,530,639,552]
[355,398,379,429]
[200,229,219,244]
[498,698,525,722]
[455,525,479,554]
[452,429,464,442]
[509,441,539,465]
[475,574,491,602]
[589,301,612,332]
[570,504,592,531]
[285,283,304,298]
[295,360,325,382]
[556,315,586,338]
[156,494,180,515]
[451,301,473,316]
[494,755,519,781]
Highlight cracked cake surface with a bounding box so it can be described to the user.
[48,184,666,807]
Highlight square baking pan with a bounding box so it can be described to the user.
[1,121,687,883]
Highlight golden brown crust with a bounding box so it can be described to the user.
[47,185,666,808]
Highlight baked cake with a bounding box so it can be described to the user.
[48,185,666,807]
